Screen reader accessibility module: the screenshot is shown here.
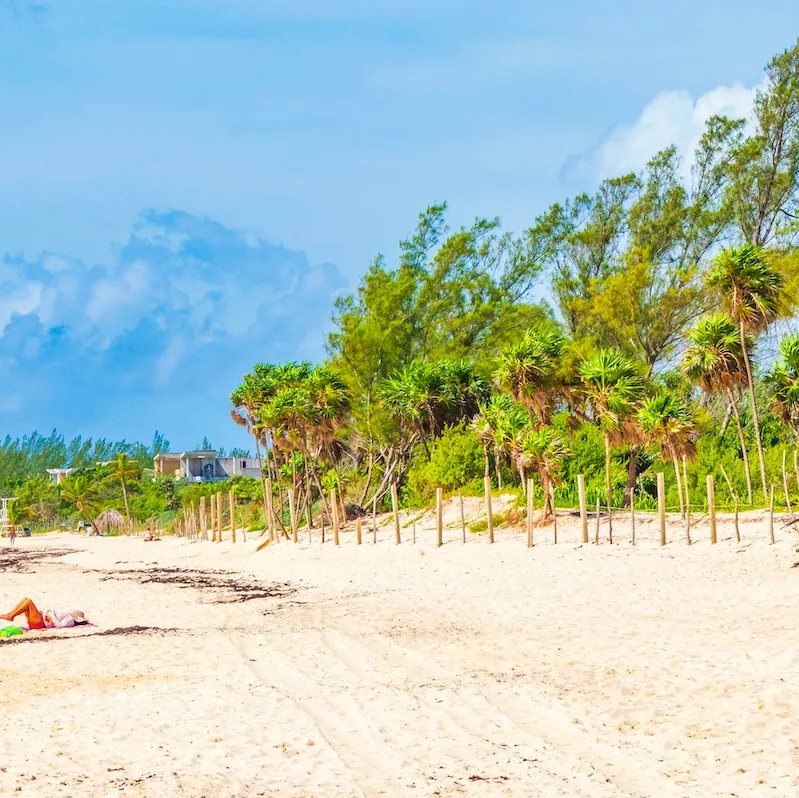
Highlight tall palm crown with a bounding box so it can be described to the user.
[706,244,785,333]
[579,349,644,442]
[766,332,799,438]
[683,314,755,504]
[681,315,749,395]
[638,390,697,462]
[705,244,785,502]
[494,325,565,426]
[382,359,486,442]
[579,348,644,536]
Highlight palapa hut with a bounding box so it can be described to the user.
[95,508,125,535]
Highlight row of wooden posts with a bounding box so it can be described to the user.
[173,472,783,547]
[174,490,245,543]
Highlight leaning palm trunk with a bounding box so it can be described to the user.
[121,479,131,519]
[740,320,768,502]
[725,387,753,505]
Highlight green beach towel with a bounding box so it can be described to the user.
[0,625,24,638]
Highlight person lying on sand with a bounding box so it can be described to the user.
[1,598,88,630]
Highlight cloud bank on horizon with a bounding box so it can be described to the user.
[0,211,343,448]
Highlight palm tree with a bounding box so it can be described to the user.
[519,426,569,519]
[382,361,446,452]
[706,244,785,501]
[766,332,799,438]
[106,453,139,518]
[579,348,645,538]
[683,314,755,504]
[638,390,697,519]
[61,475,102,533]
[494,325,565,426]
[470,393,518,487]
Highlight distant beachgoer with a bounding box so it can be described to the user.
[0,598,88,630]
[8,526,16,546]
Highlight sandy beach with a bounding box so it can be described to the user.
[2,502,799,797]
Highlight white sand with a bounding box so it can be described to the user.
[2,501,799,797]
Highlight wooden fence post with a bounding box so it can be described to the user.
[683,456,692,545]
[372,495,377,545]
[289,488,298,543]
[657,472,666,546]
[436,487,443,548]
[229,490,236,544]
[719,462,739,543]
[332,489,340,546]
[594,496,600,544]
[707,474,716,545]
[199,496,207,541]
[769,485,775,545]
[459,494,466,544]
[551,481,558,545]
[217,493,224,542]
[484,475,494,544]
[356,516,362,545]
[578,474,588,544]
[391,483,401,545]
[526,478,535,548]
[630,489,636,546]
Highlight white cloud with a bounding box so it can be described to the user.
[564,81,759,185]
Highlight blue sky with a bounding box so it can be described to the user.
[1,1,796,452]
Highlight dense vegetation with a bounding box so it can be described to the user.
[4,41,799,534]
[233,41,799,528]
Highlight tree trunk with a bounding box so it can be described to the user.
[539,467,553,519]
[121,479,130,519]
[622,446,639,508]
[719,400,733,439]
[604,435,613,539]
[726,387,753,505]
[740,320,768,502]
[252,431,271,534]
[672,454,685,520]
[483,443,490,478]
[494,446,503,489]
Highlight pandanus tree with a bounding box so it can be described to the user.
[638,390,697,518]
[682,314,754,504]
[106,452,140,519]
[230,372,275,526]
[766,333,799,492]
[494,325,565,427]
[382,359,487,455]
[519,426,569,519]
[706,244,785,501]
[471,393,516,485]
[579,348,644,539]
[766,332,799,438]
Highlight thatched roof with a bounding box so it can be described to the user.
[95,508,125,531]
